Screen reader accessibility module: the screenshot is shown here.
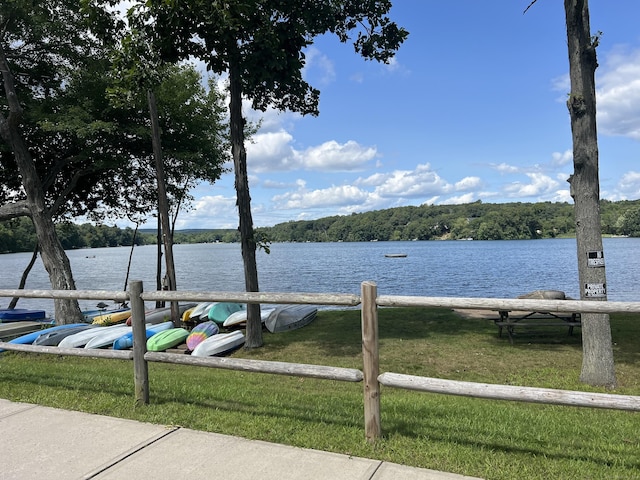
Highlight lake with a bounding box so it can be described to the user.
[1,238,639,316]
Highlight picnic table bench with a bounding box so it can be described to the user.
[494,310,582,344]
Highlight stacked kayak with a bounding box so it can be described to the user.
[113,321,173,350]
[147,328,190,352]
[186,321,219,351]
[191,331,245,357]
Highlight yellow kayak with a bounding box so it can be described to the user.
[92,309,132,326]
[181,307,196,323]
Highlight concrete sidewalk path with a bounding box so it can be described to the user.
[0,399,482,480]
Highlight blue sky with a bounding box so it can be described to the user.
[168,1,640,230]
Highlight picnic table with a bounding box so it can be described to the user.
[494,310,582,344]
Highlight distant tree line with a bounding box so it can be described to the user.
[1,200,640,253]
[258,200,640,243]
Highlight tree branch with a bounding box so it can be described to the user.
[523,0,539,15]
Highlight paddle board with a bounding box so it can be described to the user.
[146,328,190,352]
[186,321,219,351]
[113,321,173,350]
[191,331,245,357]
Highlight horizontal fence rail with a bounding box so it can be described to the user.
[378,373,640,411]
[376,294,640,314]
[2,281,640,443]
[144,352,363,382]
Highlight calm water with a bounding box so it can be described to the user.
[1,238,639,316]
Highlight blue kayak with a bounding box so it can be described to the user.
[113,321,173,350]
[0,323,89,353]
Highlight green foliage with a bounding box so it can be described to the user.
[0,219,145,252]
[3,199,640,253]
[131,0,408,116]
[263,200,640,243]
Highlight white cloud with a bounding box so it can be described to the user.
[301,140,377,171]
[596,47,640,139]
[303,47,336,86]
[551,150,573,166]
[273,184,369,209]
[176,195,238,229]
[616,171,640,198]
[443,192,479,205]
[504,172,559,198]
[454,177,482,191]
[247,133,378,173]
[363,163,451,198]
[493,162,520,174]
[246,130,298,172]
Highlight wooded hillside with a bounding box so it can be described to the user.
[2,199,640,253]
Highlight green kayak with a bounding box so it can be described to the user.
[146,328,190,352]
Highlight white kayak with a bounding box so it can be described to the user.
[59,324,131,348]
[222,308,275,327]
[84,325,134,349]
[191,331,245,357]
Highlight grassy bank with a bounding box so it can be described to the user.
[1,308,639,479]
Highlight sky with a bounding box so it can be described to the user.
[150,1,640,230]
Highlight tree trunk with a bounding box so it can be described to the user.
[0,43,83,324]
[229,59,263,349]
[148,90,179,323]
[9,243,39,309]
[564,0,616,388]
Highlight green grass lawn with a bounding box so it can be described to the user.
[1,307,639,480]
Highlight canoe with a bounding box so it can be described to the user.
[222,308,275,328]
[84,325,133,349]
[92,309,132,326]
[59,324,132,348]
[208,303,245,325]
[384,253,407,258]
[186,321,219,351]
[125,303,197,326]
[146,328,190,352]
[113,321,173,350]
[0,308,47,322]
[265,305,318,333]
[34,325,98,347]
[191,331,245,357]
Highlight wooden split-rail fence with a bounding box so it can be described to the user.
[2,280,640,442]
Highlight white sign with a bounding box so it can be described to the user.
[587,251,605,267]
[585,283,606,298]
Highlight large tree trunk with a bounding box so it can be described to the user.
[148,90,179,323]
[564,0,616,388]
[229,60,263,349]
[0,42,83,324]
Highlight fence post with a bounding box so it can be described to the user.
[129,280,149,406]
[361,281,381,442]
